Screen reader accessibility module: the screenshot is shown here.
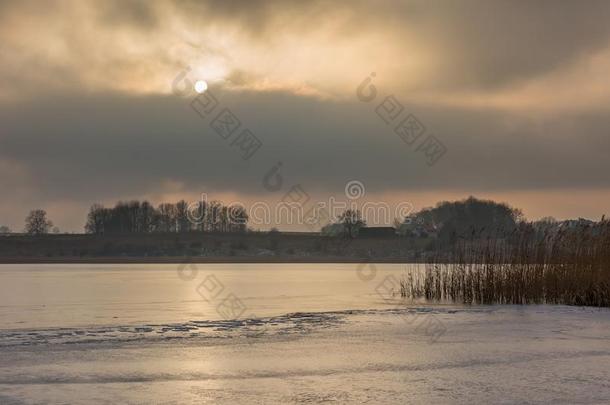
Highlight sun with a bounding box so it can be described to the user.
[194,80,208,93]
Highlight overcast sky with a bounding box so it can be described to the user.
[1,0,610,231]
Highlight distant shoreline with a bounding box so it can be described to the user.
[0,232,426,264]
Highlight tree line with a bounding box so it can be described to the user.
[10,196,599,240]
[397,196,523,242]
[85,200,248,234]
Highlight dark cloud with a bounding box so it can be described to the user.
[1,89,609,202]
[429,0,610,89]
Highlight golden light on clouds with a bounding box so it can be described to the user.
[2,0,610,231]
[1,0,607,114]
[0,0,447,102]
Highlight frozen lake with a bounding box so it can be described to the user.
[1,264,609,404]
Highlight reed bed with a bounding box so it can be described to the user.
[400,219,610,307]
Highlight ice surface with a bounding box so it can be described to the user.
[1,264,609,404]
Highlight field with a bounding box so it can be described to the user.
[0,232,432,263]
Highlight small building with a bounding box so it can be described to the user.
[358,227,396,238]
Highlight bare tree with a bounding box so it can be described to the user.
[227,205,248,232]
[85,204,107,234]
[0,225,11,234]
[156,203,176,232]
[338,209,365,238]
[175,200,190,232]
[207,201,222,232]
[25,209,53,235]
[190,200,207,232]
[137,201,155,233]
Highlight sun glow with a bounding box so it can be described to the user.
[194,80,208,93]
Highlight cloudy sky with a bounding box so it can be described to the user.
[1,0,610,231]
